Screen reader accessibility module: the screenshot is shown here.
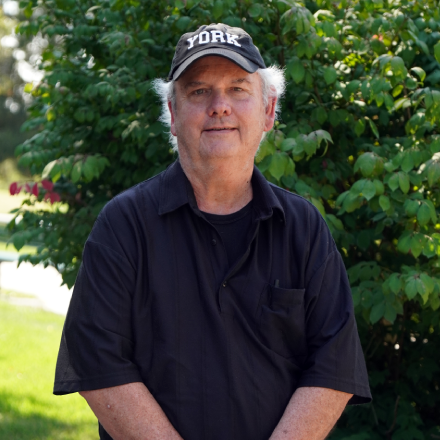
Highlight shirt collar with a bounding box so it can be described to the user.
[158,160,285,222]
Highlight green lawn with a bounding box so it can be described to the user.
[0,240,37,255]
[0,298,98,440]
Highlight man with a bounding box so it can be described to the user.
[54,23,371,440]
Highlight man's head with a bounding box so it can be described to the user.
[153,23,286,156]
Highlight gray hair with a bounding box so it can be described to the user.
[152,65,286,152]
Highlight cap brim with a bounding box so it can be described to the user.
[170,48,260,80]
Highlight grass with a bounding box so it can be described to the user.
[0,240,37,255]
[0,297,98,440]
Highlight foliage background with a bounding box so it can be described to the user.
[8,0,440,438]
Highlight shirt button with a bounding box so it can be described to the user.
[211,239,217,246]
[222,281,227,287]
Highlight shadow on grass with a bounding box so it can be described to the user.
[0,390,96,440]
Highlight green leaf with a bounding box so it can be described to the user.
[425,200,437,223]
[410,67,426,82]
[268,152,287,180]
[390,56,407,78]
[392,85,403,97]
[296,16,304,35]
[427,163,440,186]
[71,161,82,183]
[280,138,296,152]
[410,234,424,258]
[303,136,317,156]
[308,130,333,150]
[323,67,338,85]
[213,0,224,19]
[74,108,85,123]
[354,153,376,177]
[311,197,326,217]
[434,42,440,64]
[351,179,366,195]
[370,301,385,324]
[415,39,429,56]
[83,156,99,182]
[405,277,418,299]
[326,214,344,231]
[314,107,327,124]
[384,303,397,323]
[401,153,414,172]
[388,173,399,191]
[354,119,365,137]
[397,233,412,254]
[379,195,390,211]
[417,202,431,226]
[296,91,310,105]
[398,172,410,194]
[384,93,394,110]
[362,180,376,201]
[430,294,440,311]
[42,160,59,179]
[367,118,379,139]
[404,199,420,217]
[389,273,401,294]
[373,180,384,195]
[288,59,305,84]
[420,273,434,294]
[346,80,361,95]
[248,3,262,18]
[12,232,26,251]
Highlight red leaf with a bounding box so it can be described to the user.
[9,182,18,195]
[51,192,61,203]
[44,191,61,204]
[32,183,39,197]
[25,183,31,193]
[41,179,54,191]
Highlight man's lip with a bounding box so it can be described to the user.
[203,127,237,131]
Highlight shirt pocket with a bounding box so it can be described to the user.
[258,284,307,361]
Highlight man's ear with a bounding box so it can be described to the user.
[168,101,177,136]
[263,93,277,133]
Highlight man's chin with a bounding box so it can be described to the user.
[199,142,241,159]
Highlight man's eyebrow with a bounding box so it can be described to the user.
[182,78,251,89]
[232,78,251,84]
[183,81,205,89]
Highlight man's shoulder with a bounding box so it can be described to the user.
[268,182,325,226]
[104,168,166,217]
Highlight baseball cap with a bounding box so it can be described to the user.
[168,23,266,80]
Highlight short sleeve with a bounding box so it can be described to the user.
[298,248,372,405]
[53,203,143,395]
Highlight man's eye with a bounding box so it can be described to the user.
[193,89,205,95]
[233,87,243,92]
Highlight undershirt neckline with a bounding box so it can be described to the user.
[202,200,253,224]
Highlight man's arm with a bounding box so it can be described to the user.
[269,387,352,440]
[79,382,183,440]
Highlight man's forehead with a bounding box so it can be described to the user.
[178,56,256,84]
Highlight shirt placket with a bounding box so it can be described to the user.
[216,221,261,314]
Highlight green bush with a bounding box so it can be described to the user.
[11,0,440,437]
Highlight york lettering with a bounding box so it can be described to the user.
[187,31,242,50]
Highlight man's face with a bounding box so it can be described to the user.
[169,56,276,164]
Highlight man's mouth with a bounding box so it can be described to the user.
[205,127,236,131]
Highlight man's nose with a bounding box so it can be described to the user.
[208,90,232,117]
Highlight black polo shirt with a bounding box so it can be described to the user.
[54,160,371,440]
